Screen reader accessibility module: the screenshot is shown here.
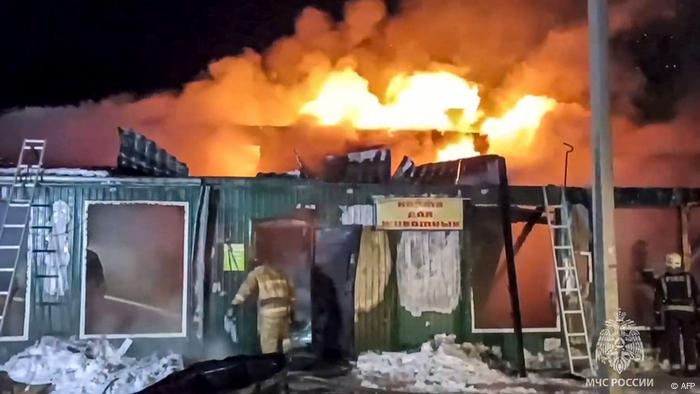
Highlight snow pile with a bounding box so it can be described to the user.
[0,336,182,394]
[523,347,568,370]
[355,334,512,393]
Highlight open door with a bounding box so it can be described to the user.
[252,218,313,351]
[312,226,362,360]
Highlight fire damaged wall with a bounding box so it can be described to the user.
[470,209,559,330]
[0,174,583,363]
[5,172,699,367]
[0,179,205,362]
[208,179,485,356]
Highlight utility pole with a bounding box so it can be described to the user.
[588,0,620,381]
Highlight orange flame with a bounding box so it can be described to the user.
[482,95,557,151]
[299,68,556,162]
[300,68,481,132]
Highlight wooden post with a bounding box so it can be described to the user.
[496,156,527,378]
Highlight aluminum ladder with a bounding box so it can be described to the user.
[0,139,47,335]
[542,186,594,377]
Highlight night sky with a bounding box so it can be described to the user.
[0,0,696,121]
[0,0,362,110]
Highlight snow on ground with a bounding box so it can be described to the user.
[354,334,583,393]
[523,347,567,370]
[354,334,512,392]
[0,336,182,394]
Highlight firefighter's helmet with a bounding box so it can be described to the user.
[665,253,683,269]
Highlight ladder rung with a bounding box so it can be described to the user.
[35,274,59,278]
[37,301,62,306]
[0,292,7,296]
[557,266,576,270]
[548,205,563,209]
[3,224,24,229]
[32,249,56,253]
[568,333,586,337]
[8,203,30,208]
[0,268,14,272]
[30,226,52,230]
[0,245,20,250]
[551,225,568,229]
[554,245,572,250]
[571,355,590,360]
[560,288,580,292]
[30,204,51,208]
[564,309,583,314]
[23,145,44,151]
[12,184,35,188]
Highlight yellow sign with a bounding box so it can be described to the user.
[223,243,245,272]
[376,198,463,230]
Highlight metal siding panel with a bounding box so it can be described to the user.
[394,230,465,349]
[208,181,401,355]
[397,231,470,349]
[11,178,695,362]
[208,184,256,355]
[14,183,202,354]
[6,178,552,357]
[397,309,459,348]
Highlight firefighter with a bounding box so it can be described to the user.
[228,258,295,354]
[654,252,699,376]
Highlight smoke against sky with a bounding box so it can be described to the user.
[0,0,695,186]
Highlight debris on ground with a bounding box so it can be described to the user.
[0,336,182,394]
[523,345,567,370]
[354,334,512,392]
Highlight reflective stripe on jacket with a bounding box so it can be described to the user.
[655,271,700,313]
[232,264,294,306]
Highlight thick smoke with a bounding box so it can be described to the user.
[0,0,690,186]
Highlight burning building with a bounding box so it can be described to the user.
[0,0,696,386]
[1,127,699,383]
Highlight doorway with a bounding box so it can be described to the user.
[253,218,313,350]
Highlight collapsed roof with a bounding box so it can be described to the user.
[117,128,189,177]
[257,145,502,187]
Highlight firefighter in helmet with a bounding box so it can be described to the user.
[228,258,295,354]
[654,252,699,376]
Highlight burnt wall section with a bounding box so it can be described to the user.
[0,179,204,362]
[2,172,700,364]
[205,179,484,357]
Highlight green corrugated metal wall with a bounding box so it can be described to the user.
[1,176,556,364]
[0,180,203,359]
[394,231,467,350]
[206,179,482,355]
